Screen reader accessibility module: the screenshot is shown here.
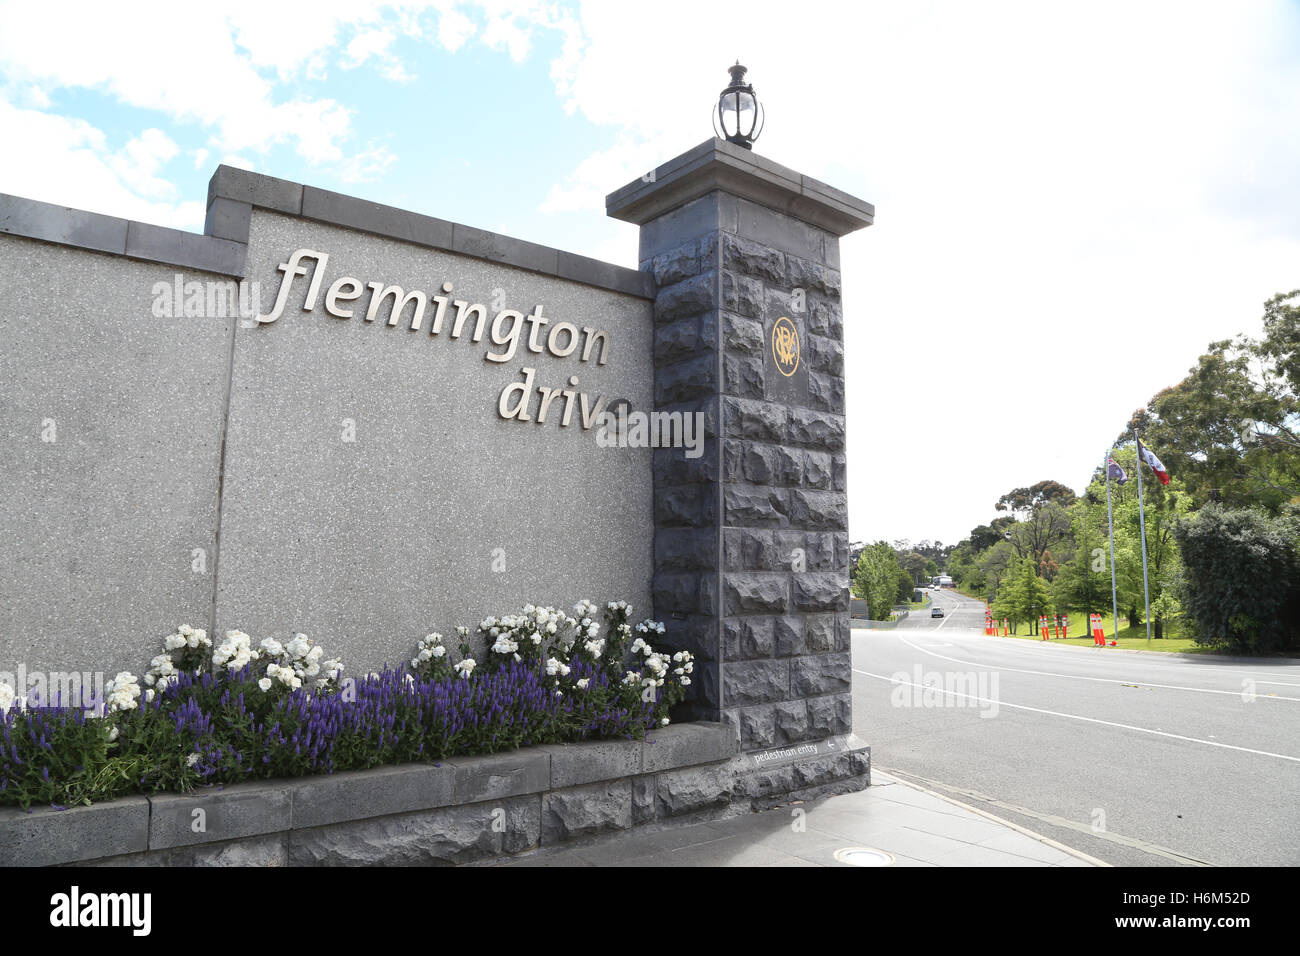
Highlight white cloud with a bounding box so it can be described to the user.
[481,12,533,62]
[540,136,664,214]
[219,154,256,171]
[437,8,477,51]
[0,1,357,163]
[341,27,414,82]
[107,128,180,200]
[0,95,203,230]
[338,143,398,183]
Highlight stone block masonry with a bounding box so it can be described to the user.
[608,138,873,797]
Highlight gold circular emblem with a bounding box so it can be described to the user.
[771,316,800,377]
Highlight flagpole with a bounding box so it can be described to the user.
[1104,451,1120,640]
[1133,429,1153,646]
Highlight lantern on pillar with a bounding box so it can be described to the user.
[712,61,764,149]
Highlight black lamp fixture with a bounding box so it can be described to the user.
[713,61,764,149]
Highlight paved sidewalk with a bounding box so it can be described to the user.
[482,771,1104,867]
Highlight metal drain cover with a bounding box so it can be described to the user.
[834,846,896,867]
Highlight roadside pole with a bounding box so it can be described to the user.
[1104,450,1121,640]
[1133,430,1154,646]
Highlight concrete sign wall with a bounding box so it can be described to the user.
[1,171,655,675]
[217,211,653,670]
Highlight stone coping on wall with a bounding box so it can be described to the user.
[605,138,875,238]
[0,192,249,277]
[0,168,657,299]
[0,722,739,867]
[205,165,657,299]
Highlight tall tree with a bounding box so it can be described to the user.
[995,480,1077,516]
[1007,501,1073,569]
[1052,501,1112,624]
[852,542,903,622]
[993,557,1053,635]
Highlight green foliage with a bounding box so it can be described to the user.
[992,557,1053,632]
[1172,503,1300,654]
[895,566,917,603]
[996,480,1077,515]
[1051,503,1110,617]
[852,541,902,621]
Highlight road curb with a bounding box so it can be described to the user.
[873,767,1111,867]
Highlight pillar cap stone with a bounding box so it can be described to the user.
[606,138,874,237]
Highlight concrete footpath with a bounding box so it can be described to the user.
[478,770,1105,867]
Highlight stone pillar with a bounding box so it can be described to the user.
[608,139,874,799]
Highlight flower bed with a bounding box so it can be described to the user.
[0,601,694,810]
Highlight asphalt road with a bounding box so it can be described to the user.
[851,589,1300,866]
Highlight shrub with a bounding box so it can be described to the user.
[1173,503,1300,654]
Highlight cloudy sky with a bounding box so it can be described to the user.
[2,1,1297,547]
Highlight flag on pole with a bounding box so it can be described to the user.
[1107,458,1128,484]
[1137,439,1170,485]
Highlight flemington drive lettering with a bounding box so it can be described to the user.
[255,248,615,430]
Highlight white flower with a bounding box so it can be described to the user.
[0,682,16,713]
[259,637,284,657]
[107,726,119,743]
[285,634,312,660]
[186,753,201,767]
[258,678,273,691]
[213,630,259,672]
[455,659,476,678]
[661,718,670,726]
[576,678,590,690]
[105,672,143,713]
